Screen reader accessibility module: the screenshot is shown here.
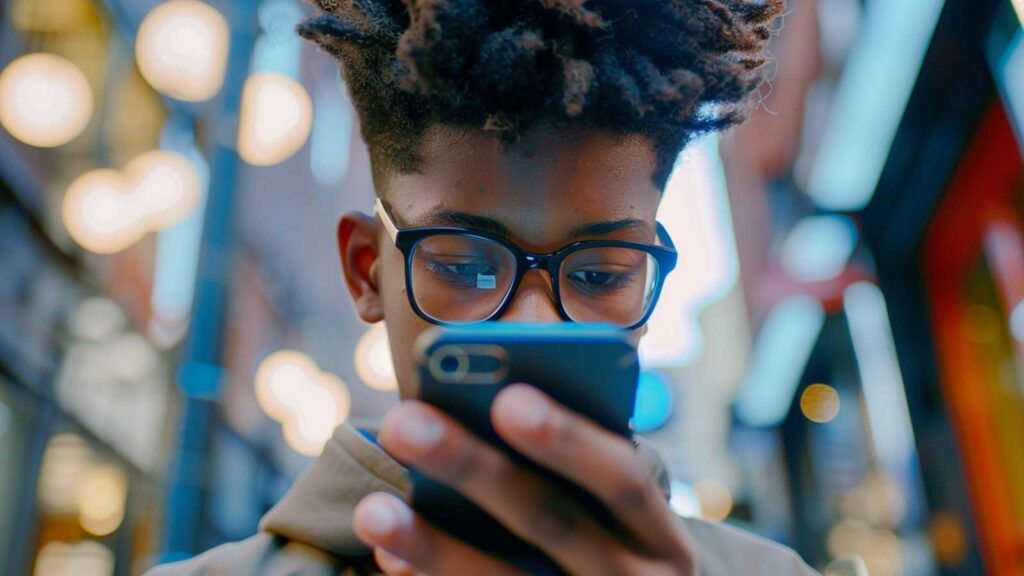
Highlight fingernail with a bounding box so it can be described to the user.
[392,407,445,450]
[362,501,398,537]
[359,495,411,538]
[499,385,548,433]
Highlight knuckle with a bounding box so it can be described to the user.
[608,464,654,512]
[536,408,575,450]
[426,432,480,486]
[527,489,580,543]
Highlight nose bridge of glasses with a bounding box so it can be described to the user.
[499,268,562,323]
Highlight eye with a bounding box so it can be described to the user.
[427,257,499,287]
[566,268,635,294]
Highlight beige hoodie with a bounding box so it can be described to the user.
[146,424,819,575]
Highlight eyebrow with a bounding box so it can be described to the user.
[412,210,650,242]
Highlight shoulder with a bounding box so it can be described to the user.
[677,517,820,576]
[143,533,375,576]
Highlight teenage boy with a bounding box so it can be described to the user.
[151,1,819,574]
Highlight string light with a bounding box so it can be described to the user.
[0,53,93,148]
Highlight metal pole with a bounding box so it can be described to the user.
[159,0,259,562]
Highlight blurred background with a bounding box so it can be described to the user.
[0,0,1023,574]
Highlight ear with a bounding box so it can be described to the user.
[338,211,384,323]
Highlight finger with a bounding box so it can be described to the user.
[491,384,689,559]
[374,548,420,576]
[379,401,628,576]
[374,548,422,576]
[354,492,523,576]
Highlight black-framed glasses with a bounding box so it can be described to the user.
[375,199,678,330]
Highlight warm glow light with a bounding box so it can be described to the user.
[127,150,202,229]
[1013,0,1023,28]
[136,0,229,102]
[62,169,140,254]
[34,541,114,576]
[237,73,313,166]
[929,510,969,567]
[0,53,93,147]
[62,151,202,254]
[694,479,733,521]
[255,350,351,456]
[77,465,127,536]
[800,384,841,423]
[355,323,398,391]
[38,434,92,514]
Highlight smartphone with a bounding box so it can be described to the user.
[410,323,639,575]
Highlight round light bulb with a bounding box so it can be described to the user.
[135,0,229,102]
[0,53,93,147]
[237,73,313,166]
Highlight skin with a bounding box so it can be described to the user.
[337,125,698,575]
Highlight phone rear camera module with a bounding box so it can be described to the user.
[439,354,462,374]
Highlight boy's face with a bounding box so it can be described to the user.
[338,126,662,397]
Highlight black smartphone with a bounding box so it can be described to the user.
[410,322,639,575]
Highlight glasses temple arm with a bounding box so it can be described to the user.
[374,198,400,242]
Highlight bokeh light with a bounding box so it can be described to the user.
[237,73,313,166]
[354,323,398,392]
[76,465,127,537]
[694,479,733,521]
[780,215,858,283]
[631,370,674,433]
[68,297,126,342]
[800,383,842,424]
[669,480,702,518]
[61,169,140,254]
[126,150,203,230]
[255,350,351,456]
[34,540,114,576]
[135,0,229,102]
[62,151,202,254]
[929,510,969,567]
[37,434,91,514]
[0,53,93,148]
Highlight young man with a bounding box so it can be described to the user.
[151,1,819,574]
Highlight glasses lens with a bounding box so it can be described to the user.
[409,234,517,323]
[559,247,660,327]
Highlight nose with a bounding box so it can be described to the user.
[497,269,562,323]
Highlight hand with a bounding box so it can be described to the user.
[352,384,698,575]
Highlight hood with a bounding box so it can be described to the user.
[260,423,672,557]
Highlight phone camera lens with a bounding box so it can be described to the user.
[439,354,461,374]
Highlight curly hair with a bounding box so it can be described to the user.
[298,0,784,189]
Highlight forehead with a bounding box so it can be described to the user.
[381,126,662,246]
